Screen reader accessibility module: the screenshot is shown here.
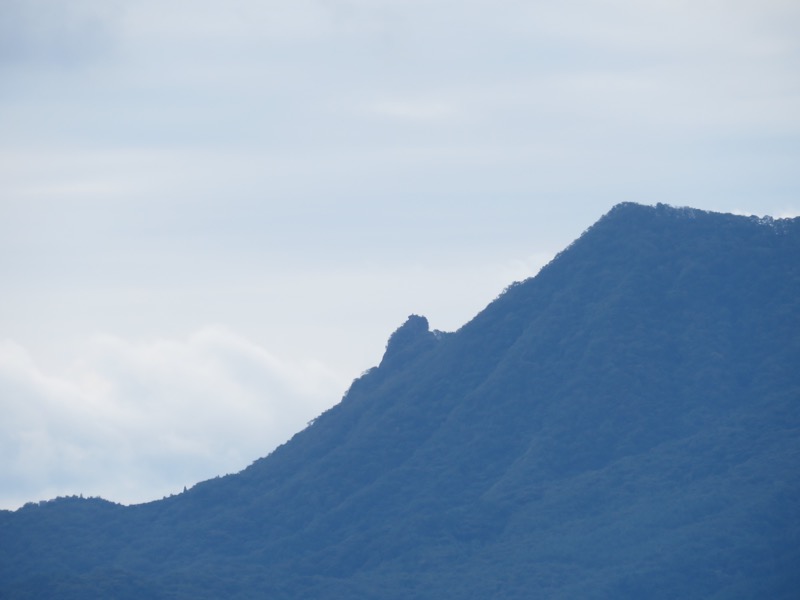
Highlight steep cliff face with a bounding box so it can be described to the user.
[2,203,798,599]
[378,314,439,370]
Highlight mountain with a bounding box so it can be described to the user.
[2,202,798,599]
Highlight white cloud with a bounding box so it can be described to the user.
[369,99,459,121]
[0,328,347,509]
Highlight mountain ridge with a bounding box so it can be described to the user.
[2,202,798,599]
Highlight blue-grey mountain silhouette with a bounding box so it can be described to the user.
[2,202,798,599]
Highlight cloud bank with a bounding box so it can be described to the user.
[0,328,346,509]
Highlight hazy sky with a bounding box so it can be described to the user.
[1,0,798,509]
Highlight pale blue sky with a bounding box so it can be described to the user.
[1,0,798,509]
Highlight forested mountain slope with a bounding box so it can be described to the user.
[2,202,798,599]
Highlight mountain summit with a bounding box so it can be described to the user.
[2,203,798,599]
